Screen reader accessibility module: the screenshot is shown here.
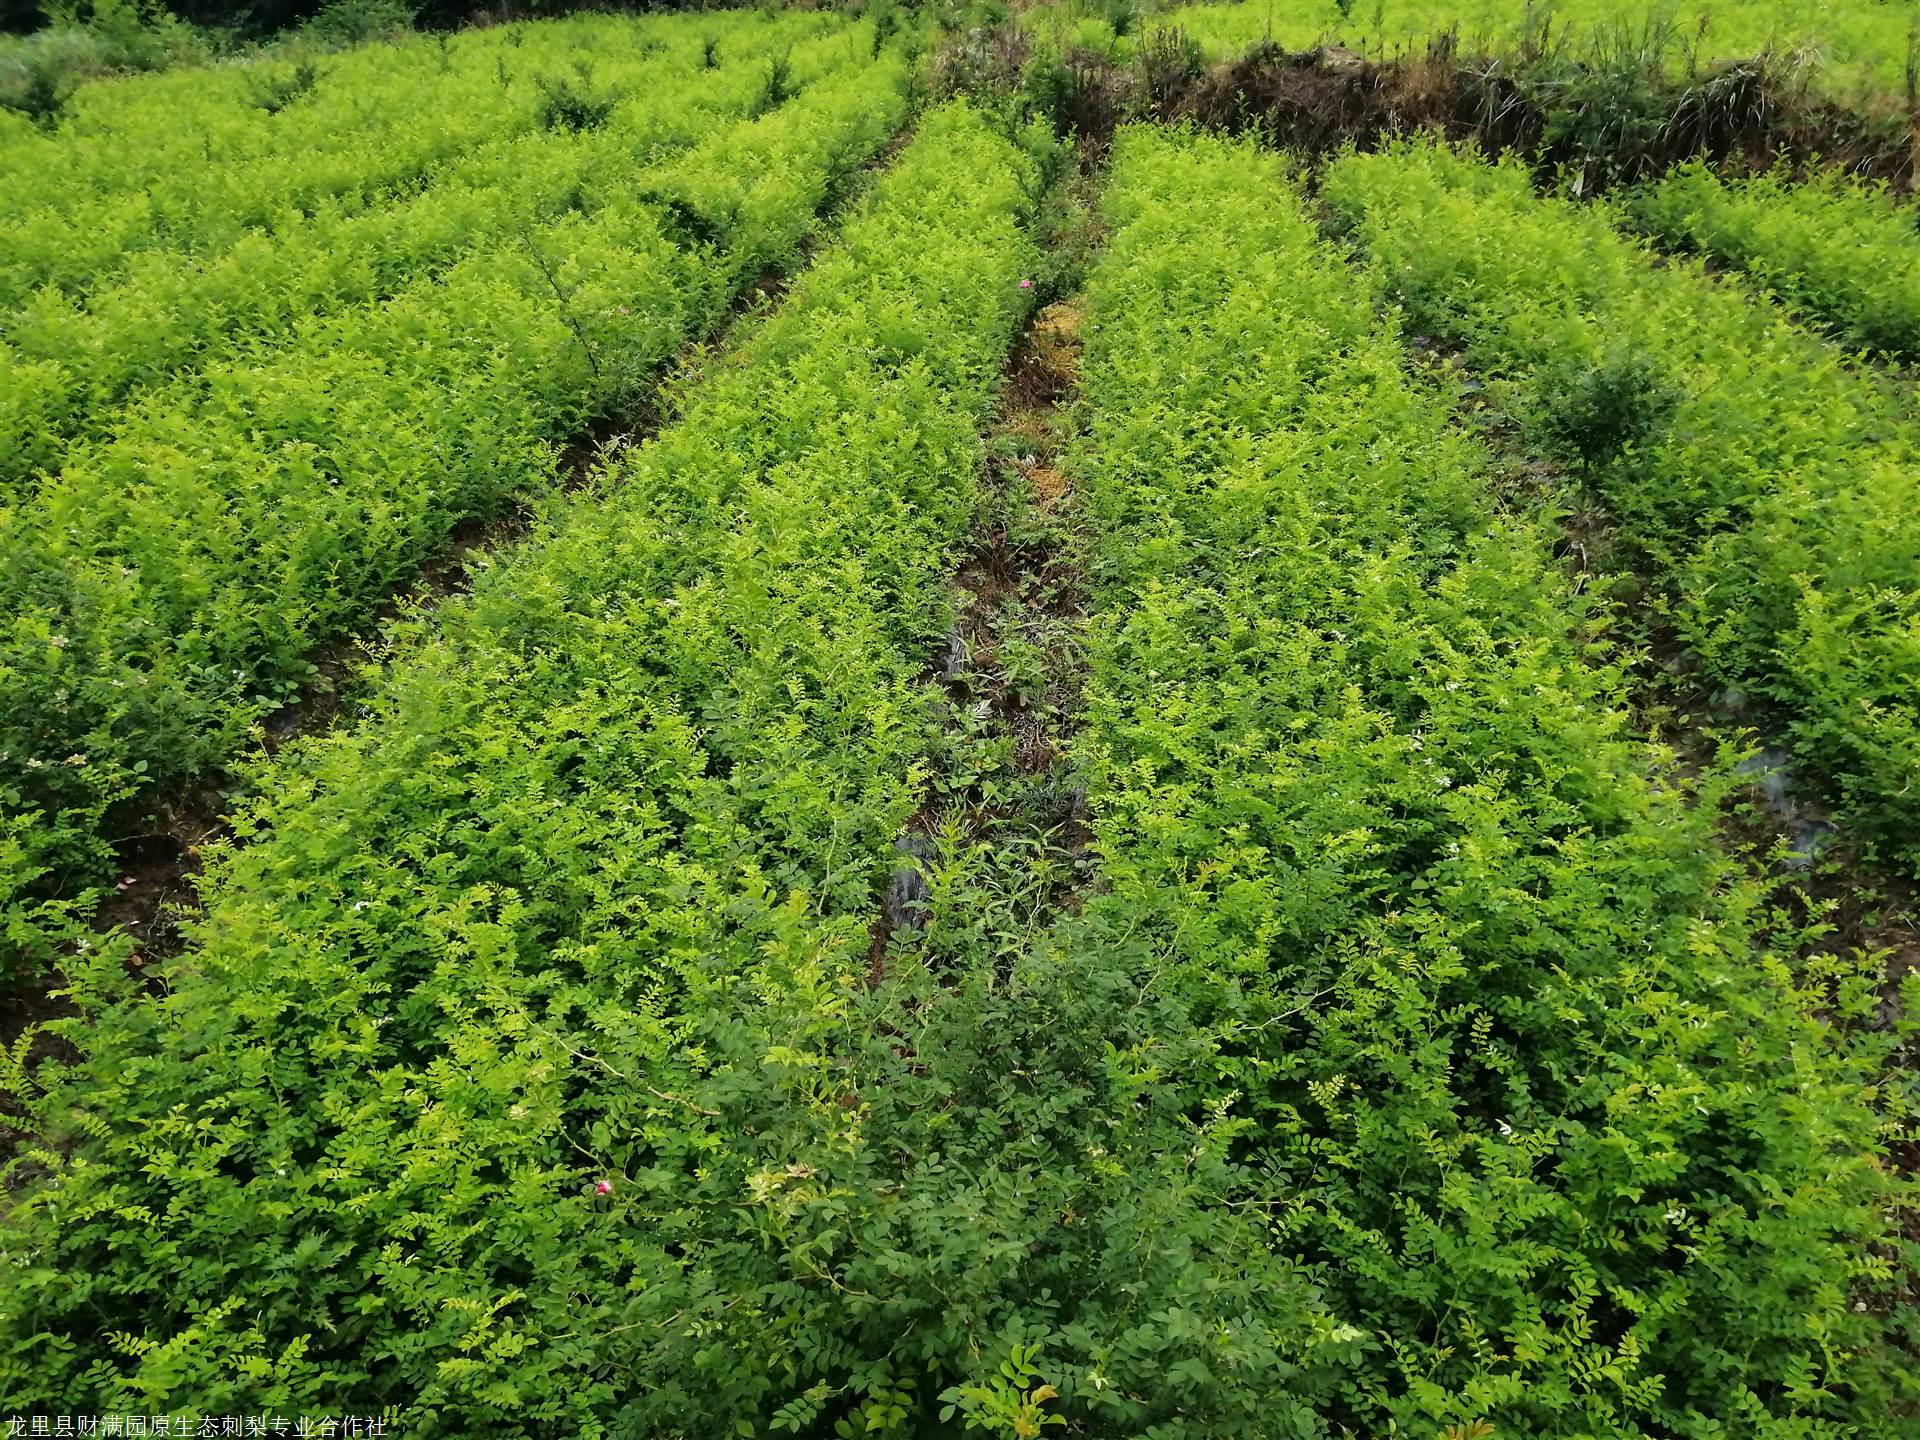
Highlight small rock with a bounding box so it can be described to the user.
[1783,818,1835,871]
[1735,746,1795,818]
[882,834,937,932]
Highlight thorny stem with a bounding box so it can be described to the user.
[521,225,603,382]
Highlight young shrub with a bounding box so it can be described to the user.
[753,50,793,115]
[245,58,321,114]
[1018,46,1123,142]
[1536,344,1679,466]
[0,54,72,126]
[1135,24,1204,109]
[534,60,618,132]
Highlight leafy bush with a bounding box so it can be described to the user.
[1019,46,1123,140]
[533,60,616,131]
[0,0,205,121]
[1135,23,1203,106]
[0,50,71,123]
[299,0,416,48]
[1518,37,1691,190]
[1536,345,1679,465]
[244,55,319,111]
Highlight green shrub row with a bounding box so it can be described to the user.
[0,35,546,305]
[1049,123,1911,1435]
[0,29,306,210]
[0,17,519,215]
[0,99,1045,1425]
[1626,161,1920,360]
[1323,141,1920,874]
[0,20,863,492]
[0,50,913,984]
[0,10,839,309]
[0,7,842,228]
[1056,0,1917,99]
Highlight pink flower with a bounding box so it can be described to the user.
[595,1179,613,1195]
[1018,279,1033,290]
